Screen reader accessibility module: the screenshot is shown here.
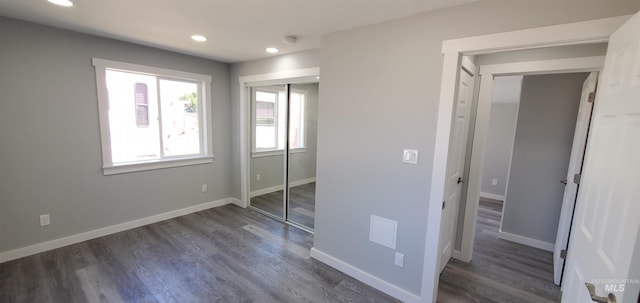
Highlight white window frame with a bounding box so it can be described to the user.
[251,87,307,158]
[93,58,214,175]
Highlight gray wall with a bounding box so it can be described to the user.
[230,50,321,198]
[0,17,232,253]
[481,103,520,197]
[314,0,638,295]
[250,83,319,192]
[501,73,589,244]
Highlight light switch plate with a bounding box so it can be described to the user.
[402,149,418,165]
[40,214,50,226]
[395,252,404,267]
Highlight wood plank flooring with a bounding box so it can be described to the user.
[437,198,562,303]
[250,182,316,229]
[0,204,397,303]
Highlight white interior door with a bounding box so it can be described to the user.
[553,71,598,286]
[439,57,476,272]
[562,11,640,303]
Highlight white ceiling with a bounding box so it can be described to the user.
[0,0,476,63]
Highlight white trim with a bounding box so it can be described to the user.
[423,16,625,303]
[239,68,320,86]
[250,185,283,198]
[239,67,320,212]
[452,249,464,261]
[93,58,212,82]
[442,15,630,54]
[230,198,245,208]
[250,177,316,198]
[92,58,215,175]
[0,198,234,264]
[497,231,555,252]
[310,248,421,303]
[479,192,505,201]
[251,148,306,158]
[104,156,214,175]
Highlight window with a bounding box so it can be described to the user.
[252,88,306,155]
[93,58,213,175]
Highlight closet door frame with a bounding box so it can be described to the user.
[239,68,319,233]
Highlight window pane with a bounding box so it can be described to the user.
[277,92,287,149]
[256,125,277,149]
[256,101,275,126]
[159,79,200,157]
[134,83,149,127]
[289,92,305,149]
[255,90,278,150]
[256,91,276,102]
[106,70,160,163]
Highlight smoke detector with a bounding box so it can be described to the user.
[283,36,298,45]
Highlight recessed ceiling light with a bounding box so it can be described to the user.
[48,0,73,7]
[266,47,279,54]
[191,35,207,42]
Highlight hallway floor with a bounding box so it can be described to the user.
[437,198,562,303]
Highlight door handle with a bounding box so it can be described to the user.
[560,179,568,185]
[457,177,464,184]
[585,283,617,303]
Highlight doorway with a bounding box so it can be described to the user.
[454,53,606,262]
[423,15,631,302]
[439,69,597,302]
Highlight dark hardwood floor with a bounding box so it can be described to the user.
[250,182,316,229]
[0,204,397,303]
[437,198,562,303]
[1,195,562,303]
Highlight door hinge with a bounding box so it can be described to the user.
[573,173,581,185]
[560,249,567,259]
[588,92,596,103]
[442,201,446,209]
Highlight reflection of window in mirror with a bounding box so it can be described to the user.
[253,88,306,153]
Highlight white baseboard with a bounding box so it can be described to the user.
[0,198,234,264]
[310,247,421,303]
[480,192,505,201]
[230,197,247,208]
[250,177,316,198]
[250,184,283,198]
[452,249,464,261]
[497,230,554,251]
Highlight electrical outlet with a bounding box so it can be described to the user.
[40,214,50,227]
[395,252,404,267]
[201,184,207,193]
[492,178,498,186]
[256,174,261,181]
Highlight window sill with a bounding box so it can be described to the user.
[251,148,307,158]
[103,156,215,175]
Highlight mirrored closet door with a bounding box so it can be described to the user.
[249,82,318,231]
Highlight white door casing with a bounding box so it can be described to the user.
[553,71,598,286]
[425,16,629,302]
[439,57,476,272]
[562,11,640,303]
